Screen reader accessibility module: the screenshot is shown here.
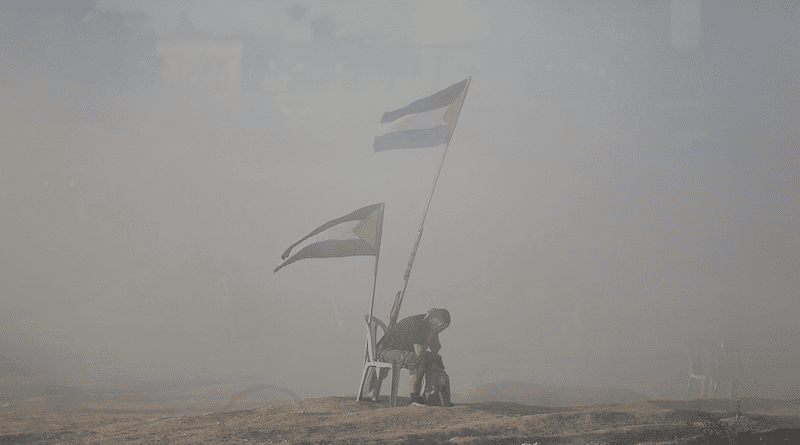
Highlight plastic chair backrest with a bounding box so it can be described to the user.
[364,315,388,362]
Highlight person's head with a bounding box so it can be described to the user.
[425,308,450,333]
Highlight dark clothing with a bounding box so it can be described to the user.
[376,349,445,376]
[377,349,423,375]
[376,314,445,377]
[424,367,452,406]
[376,314,442,354]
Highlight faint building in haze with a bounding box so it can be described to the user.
[155,12,243,98]
[156,40,244,97]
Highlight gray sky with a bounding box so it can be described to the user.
[1,0,798,401]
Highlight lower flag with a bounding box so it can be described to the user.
[274,203,384,273]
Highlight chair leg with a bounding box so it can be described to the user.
[371,373,382,401]
[356,364,371,401]
[390,361,399,407]
[687,376,705,400]
[700,376,705,399]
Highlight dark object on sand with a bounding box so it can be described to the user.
[423,356,452,407]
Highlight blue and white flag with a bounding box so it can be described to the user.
[373,77,471,152]
[275,203,384,273]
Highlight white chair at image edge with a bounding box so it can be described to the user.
[685,337,719,399]
[356,314,399,407]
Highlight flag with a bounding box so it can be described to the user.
[374,77,471,152]
[274,203,384,273]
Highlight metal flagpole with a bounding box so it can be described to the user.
[368,247,380,325]
[363,208,382,402]
[367,203,385,325]
[392,76,471,323]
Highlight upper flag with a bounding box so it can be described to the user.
[374,77,471,152]
[274,203,384,273]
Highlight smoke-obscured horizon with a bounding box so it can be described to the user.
[1,0,797,402]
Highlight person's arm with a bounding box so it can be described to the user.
[426,331,441,355]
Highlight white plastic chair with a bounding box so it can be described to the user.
[356,315,400,406]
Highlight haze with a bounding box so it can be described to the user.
[1,0,798,403]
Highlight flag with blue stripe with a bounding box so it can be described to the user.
[374,77,470,152]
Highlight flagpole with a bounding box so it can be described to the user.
[367,251,380,324]
[394,76,471,321]
[368,203,385,324]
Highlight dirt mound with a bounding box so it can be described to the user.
[2,395,800,444]
[453,380,649,406]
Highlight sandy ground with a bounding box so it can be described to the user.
[2,394,800,444]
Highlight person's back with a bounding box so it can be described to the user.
[377,314,438,353]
